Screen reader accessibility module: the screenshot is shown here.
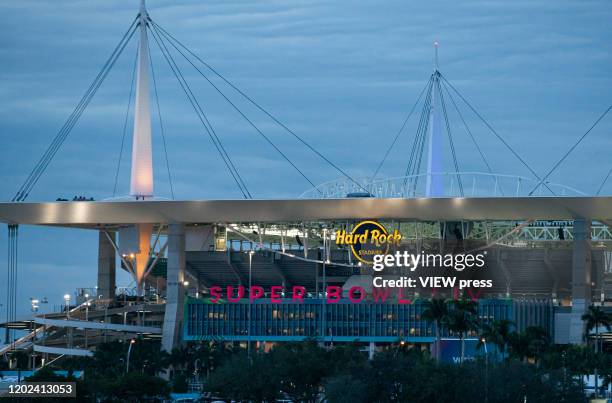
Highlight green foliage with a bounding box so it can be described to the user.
[478,319,514,359]
[57,356,89,372]
[447,299,479,364]
[325,349,585,403]
[25,366,71,382]
[84,338,169,379]
[422,298,450,361]
[206,340,331,402]
[325,373,369,403]
[580,305,612,398]
[5,307,608,402]
[508,326,551,364]
[206,350,283,402]
[24,366,91,401]
[87,372,170,402]
[581,305,612,337]
[272,341,331,402]
[167,340,234,379]
[172,372,189,393]
[53,339,172,402]
[421,298,450,325]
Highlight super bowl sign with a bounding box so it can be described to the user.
[335,220,401,264]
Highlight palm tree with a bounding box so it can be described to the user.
[453,298,478,315]
[421,298,450,362]
[506,326,550,365]
[565,344,596,396]
[508,331,529,362]
[581,305,611,397]
[478,319,514,361]
[524,326,549,365]
[447,300,479,364]
[166,345,191,378]
[582,305,611,352]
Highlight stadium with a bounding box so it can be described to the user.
[0,1,611,399]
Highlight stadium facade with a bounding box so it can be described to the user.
[1,199,610,360]
[1,1,611,365]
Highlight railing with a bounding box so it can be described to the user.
[0,298,94,356]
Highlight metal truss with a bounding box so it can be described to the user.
[299,172,588,199]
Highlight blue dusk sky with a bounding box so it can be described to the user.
[0,0,611,318]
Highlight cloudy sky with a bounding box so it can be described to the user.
[0,0,611,318]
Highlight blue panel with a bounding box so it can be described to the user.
[183,297,518,343]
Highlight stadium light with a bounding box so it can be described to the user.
[30,298,39,312]
[126,339,136,373]
[64,294,71,319]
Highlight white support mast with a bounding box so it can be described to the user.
[130,0,154,199]
[129,1,153,294]
[425,41,444,197]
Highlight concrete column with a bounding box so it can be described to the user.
[97,231,116,301]
[368,342,376,360]
[568,219,592,344]
[162,224,185,352]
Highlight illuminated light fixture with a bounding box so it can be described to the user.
[183,281,189,287]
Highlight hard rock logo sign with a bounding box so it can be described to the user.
[335,220,401,264]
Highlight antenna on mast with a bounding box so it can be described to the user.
[433,41,439,71]
[426,40,443,197]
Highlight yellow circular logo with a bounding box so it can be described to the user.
[349,220,390,265]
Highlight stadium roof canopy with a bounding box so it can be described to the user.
[0,197,611,229]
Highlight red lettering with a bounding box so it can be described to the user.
[372,287,390,302]
[292,286,306,303]
[210,286,222,303]
[270,286,283,303]
[467,288,483,302]
[348,286,365,303]
[226,285,245,302]
[398,288,412,304]
[250,286,264,301]
[327,286,341,303]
